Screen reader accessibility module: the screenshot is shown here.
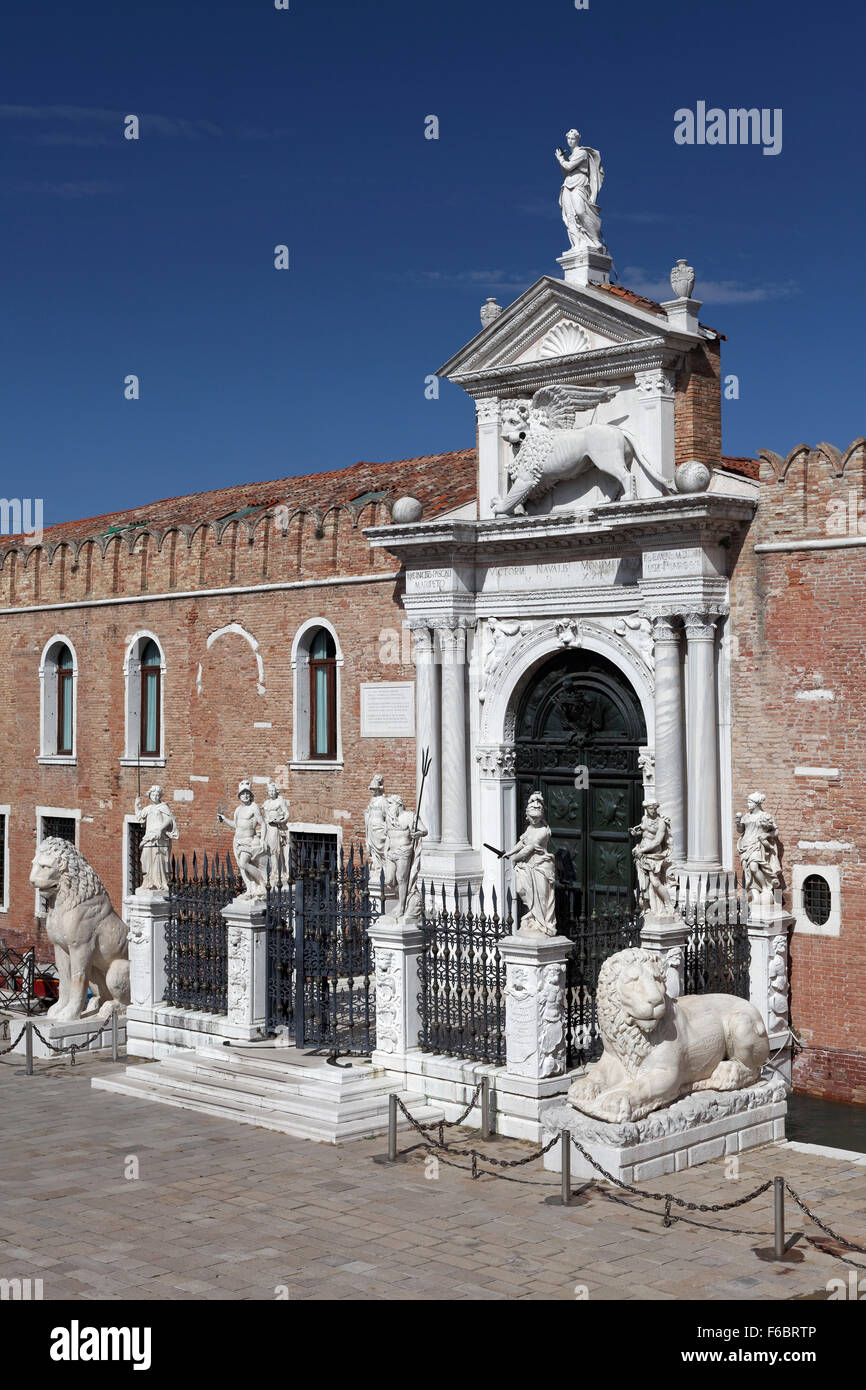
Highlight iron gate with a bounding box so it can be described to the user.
[266,842,378,1056]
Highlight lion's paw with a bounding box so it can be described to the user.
[595,1090,633,1123]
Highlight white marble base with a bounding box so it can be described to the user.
[1,1009,127,1059]
[542,1080,787,1183]
[125,1002,267,1059]
[378,1049,580,1142]
[92,1041,444,1144]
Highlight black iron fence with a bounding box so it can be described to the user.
[164,853,237,1013]
[0,943,59,1013]
[418,882,511,1064]
[677,873,751,1000]
[557,884,642,1068]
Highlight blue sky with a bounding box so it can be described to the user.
[1,0,863,527]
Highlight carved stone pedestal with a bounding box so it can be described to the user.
[222,896,268,1041]
[640,912,690,997]
[498,934,573,1082]
[747,904,795,1083]
[369,914,424,1064]
[542,1079,787,1183]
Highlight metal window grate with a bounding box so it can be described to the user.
[128,820,144,893]
[41,816,76,844]
[0,814,5,906]
[802,873,831,926]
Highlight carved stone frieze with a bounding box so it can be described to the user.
[475,745,517,778]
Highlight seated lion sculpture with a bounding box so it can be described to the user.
[29,838,130,1022]
[568,947,769,1124]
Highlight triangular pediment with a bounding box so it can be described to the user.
[438,276,667,382]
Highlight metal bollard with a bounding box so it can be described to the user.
[560,1131,572,1206]
[25,1019,34,1077]
[111,1012,119,1064]
[481,1076,492,1141]
[773,1176,785,1258]
[387,1093,398,1162]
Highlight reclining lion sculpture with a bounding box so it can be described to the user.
[568,947,769,1123]
[29,838,129,1022]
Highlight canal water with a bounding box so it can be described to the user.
[788,1092,866,1153]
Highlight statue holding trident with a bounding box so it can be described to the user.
[556,129,605,252]
[382,749,431,923]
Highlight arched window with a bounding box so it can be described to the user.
[291,620,343,768]
[56,645,75,755]
[309,629,337,760]
[140,639,161,757]
[122,633,165,765]
[39,637,78,762]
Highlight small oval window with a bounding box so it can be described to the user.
[802,873,831,927]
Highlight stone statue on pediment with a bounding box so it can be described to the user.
[631,799,677,917]
[736,792,783,903]
[556,129,605,253]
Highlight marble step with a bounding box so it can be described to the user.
[92,1065,443,1144]
[171,1048,396,1101]
[123,1061,401,1123]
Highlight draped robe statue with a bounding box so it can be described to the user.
[556,129,605,252]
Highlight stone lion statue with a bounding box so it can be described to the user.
[568,947,769,1123]
[29,838,129,1022]
[491,387,670,517]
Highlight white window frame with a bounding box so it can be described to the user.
[34,805,81,917]
[290,619,344,770]
[38,634,79,765]
[121,813,141,920]
[792,863,841,938]
[0,805,10,913]
[120,631,166,768]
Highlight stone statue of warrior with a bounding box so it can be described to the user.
[383,794,427,922]
[218,780,267,900]
[504,792,558,936]
[556,128,605,252]
[364,773,389,873]
[631,799,676,916]
[134,785,178,893]
[736,792,783,902]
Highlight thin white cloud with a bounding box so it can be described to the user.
[0,104,221,140]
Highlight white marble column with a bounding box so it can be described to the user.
[684,612,721,867]
[634,368,676,484]
[652,615,686,861]
[475,397,501,521]
[438,620,471,846]
[411,622,441,842]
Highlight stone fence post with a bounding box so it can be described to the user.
[640,912,691,998]
[368,916,424,1064]
[125,889,171,1012]
[746,905,795,1045]
[221,896,269,1041]
[498,934,573,1081]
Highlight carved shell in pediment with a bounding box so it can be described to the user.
[539,320,590,358]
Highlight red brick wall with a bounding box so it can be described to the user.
[675,339,722,466]
[0,503,417,954]
[730,442,866,1103]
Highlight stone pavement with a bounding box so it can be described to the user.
[1,1053,865,1301]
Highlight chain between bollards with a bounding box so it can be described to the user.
[774,1174,785,1259]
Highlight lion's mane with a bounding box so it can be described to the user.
[39,837,111,912]
[595,947,668,1076]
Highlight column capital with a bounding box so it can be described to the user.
[475,744,516,779]
[635,367,676,399]
[650,613,682,642]
[408,621,435,657]
[475,397,501,425]
[682,611,719,641]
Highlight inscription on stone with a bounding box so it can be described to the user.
[483,556,638,593]
[360,682,416,738]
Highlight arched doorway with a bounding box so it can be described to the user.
[515,649,647,915]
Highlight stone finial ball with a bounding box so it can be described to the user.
[391,496,423,523]
[674,460,712,494]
